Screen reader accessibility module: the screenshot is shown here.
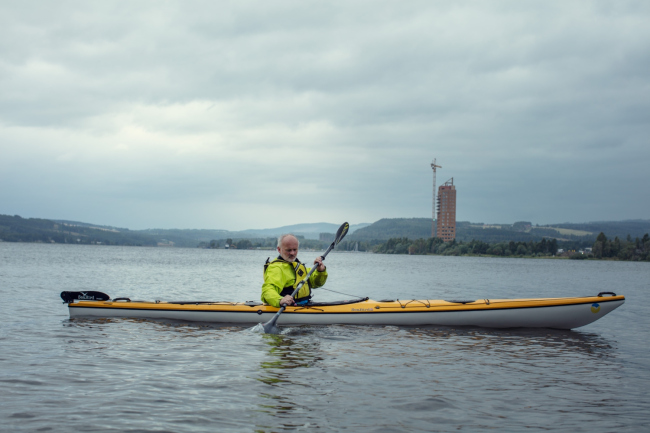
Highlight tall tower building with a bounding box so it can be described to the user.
[436,178,456,242]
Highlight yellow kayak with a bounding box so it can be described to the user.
[61,291,625,329]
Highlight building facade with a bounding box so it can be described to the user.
[436,178,456,242]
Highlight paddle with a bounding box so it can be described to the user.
[252,222,350,334]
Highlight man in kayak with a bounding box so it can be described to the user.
[262,234,328,307]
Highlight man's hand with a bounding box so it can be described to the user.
[313,256,326,272]
[280,295,295,306]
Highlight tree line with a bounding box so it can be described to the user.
[372,232,650,261]
[198,236,327,251]
[375,237,559,257]
[591,232,650,261]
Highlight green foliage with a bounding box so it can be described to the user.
[335,240,375,252]
[512,221,532,231]
[350,219,431,240]
[592,232,650,261]
[351,218,650,246]
[5,211,649,262]
[551,220,650,239]
[374,237,412,254]
[372,234,649,261]
[0,214,157,246]
[236,239,253,249]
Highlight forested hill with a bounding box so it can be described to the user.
[0,214,159,246]
[0,215,242,247]
[2,213,649,247]
[0,215,367,247]
[549,220,650,240]
[347,218,432,240]
[347,218,650,242]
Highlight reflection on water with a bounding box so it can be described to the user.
[247,323,624,432]
[253,329,331,431]
[259,334,323,381]
[3,243,647,433]
[2,316,636,433]
[65,317,243,334]
[405,326,616,358]
[65,317,617,363]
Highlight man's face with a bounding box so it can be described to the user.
[278,236,299,262]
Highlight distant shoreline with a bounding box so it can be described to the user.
[1,240,646,263]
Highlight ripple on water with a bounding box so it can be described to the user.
[1,244,648,432]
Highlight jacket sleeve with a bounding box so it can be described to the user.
[261,265,285,308]
[308,268,328,288]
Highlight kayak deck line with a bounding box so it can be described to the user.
[67,295,625,313]
[67,300,622,314]
[377,296,625,310]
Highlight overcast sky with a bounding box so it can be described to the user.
[1,1,648,230]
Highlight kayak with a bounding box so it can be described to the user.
[60,291,625,330]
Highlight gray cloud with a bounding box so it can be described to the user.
[1,1,649,230]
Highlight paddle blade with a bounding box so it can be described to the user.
[249,322,281,334]
[250,309,284,334]
[260,312,282,334]
[249,321,280,334]
[249,323,266,333]
[334,222,350,245]
[262,322,281,334]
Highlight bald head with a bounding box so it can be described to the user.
[277,234,299,247]
[277,234,299,262]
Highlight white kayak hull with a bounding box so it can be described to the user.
[65,294,625,330]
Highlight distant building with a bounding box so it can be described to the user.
[436,178,456,242]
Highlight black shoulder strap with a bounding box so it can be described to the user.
[263,256,303,277]
[264,256,286,274]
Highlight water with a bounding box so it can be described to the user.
[1,243,648,432]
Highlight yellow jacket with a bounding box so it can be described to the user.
[261,257,328,308]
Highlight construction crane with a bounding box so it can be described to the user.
[431,159,442,238]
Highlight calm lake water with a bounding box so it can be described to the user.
[1,243,648,432]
